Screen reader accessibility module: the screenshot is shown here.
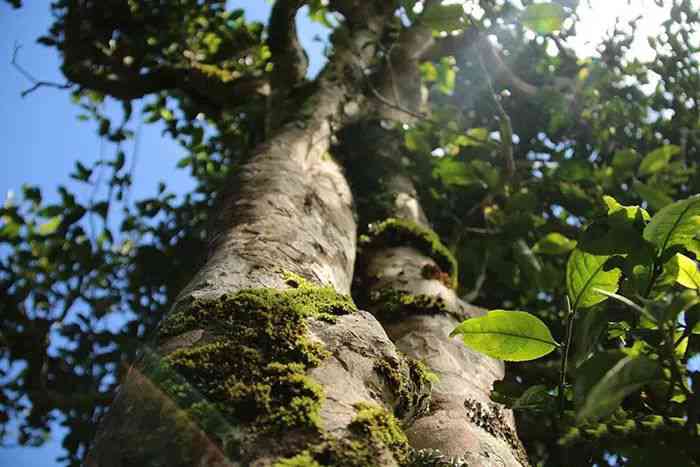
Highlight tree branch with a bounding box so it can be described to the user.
[11,43,72,97]
[268,0,308,89]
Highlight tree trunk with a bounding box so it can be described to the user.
[84,5,529,467]
[343,123,529,466]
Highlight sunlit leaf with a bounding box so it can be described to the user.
[665,253,700,289]
[567,249,621,310]
[38,216,62,235]
[602,195,650,222]
[433,158,480,187]
[533,232,577,255]
[521,3,566,34]
[638,145,680,176]
[643,195,700,258]
[450,310,558,361]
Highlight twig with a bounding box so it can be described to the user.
[559,296,575,413]
[11,43,71,97]
[368,85,430,121]
[476,46,516,180]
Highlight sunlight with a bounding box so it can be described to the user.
[569,0,672,60]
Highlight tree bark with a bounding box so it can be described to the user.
[84,5,530,467]
[342,123,529,466]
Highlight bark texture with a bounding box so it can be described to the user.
[86,10,432,467]
[85,3,530,466]
[343,123,528,466]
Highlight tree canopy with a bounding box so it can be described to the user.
[1,1,699,466]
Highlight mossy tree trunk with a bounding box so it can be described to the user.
[82,2,529,466]
[342,123,529,466]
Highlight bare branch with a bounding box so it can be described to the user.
[368,85,429,121]
[477,46,516,180]
[478,38,539,97]
[267,0,308,89]
[11,43,72,97]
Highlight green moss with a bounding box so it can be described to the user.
[348,402,410,462]
[273,452,323,467]
[145,274,357,458]
[363,218,458,289]
[374,356,433,423]
[368,289,448,322]
[273,403,411,467]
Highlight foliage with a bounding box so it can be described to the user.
[451,310,558,361]
[1,0,699,466]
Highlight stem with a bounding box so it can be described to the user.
[559,296,576,413]
[663,321,692,399]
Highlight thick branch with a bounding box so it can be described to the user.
[345,123,528,466]
[86,12,414,466]
[422,31,538,97]
[268,0,308,89]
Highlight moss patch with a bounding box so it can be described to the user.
[374,356,434,423]
[273,402,411,467]
[147,274,357,458]
[368,289,448,322]
[363,218,458,289]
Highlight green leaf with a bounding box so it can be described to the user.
[611,149,639,174]
[92,201,110,220]
[450,310,558,362]
[21,185,42,204]
[566,249,622,310]
[433,158,481,188]
[38,216,62,235]
[70,161,92,182]
[435,57,456,95]
[460,128,490,147]
[638,145,681,176]
[643,195,700,258]
[574,350,625,407]
[666,253,700,289]
[512,385,555,412]
[0,216,21,238]
[577,355,660,422]
[521,3,566,34]
[419,62,438,82]
[572,308,609,367]
[113,151,125,171]
[176,156,192,169]
[633,181,674,211]
[421,3,465,31]
[557,159,593,182]
[533,232,577,255]
[602,195,650,222]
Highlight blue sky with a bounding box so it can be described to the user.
[0,2,328,465]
